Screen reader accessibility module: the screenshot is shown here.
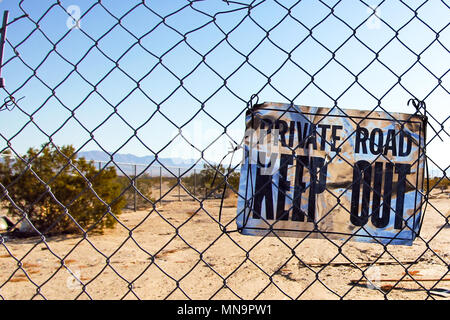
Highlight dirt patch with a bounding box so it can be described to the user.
[0,185,448,300]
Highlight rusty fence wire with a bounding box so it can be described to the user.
[0,0,449,300]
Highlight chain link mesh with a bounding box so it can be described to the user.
[0,0,448,300]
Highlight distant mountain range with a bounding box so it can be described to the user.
[77,150,206,169]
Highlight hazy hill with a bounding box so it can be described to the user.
[77,150,205,169]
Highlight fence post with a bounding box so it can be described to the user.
[178,167,181,201]
[160,166,162,203]
[194,169,196,197]
[0,11,9,88]
[134,164,137,212]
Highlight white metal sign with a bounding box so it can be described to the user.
[236,102,426,245]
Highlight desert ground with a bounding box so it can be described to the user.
[0,182,449,300]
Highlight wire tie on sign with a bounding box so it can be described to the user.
[407,98,432,239]
[216,94,260,234]
[408,98,443,142]
[408,98,427,119]
[248,93,259,110]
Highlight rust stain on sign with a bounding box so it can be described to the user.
[236,102,426,245]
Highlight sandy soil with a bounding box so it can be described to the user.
[0,184,449,300]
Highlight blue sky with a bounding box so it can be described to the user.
[0,0,448,174]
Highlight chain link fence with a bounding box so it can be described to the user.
[92,161,226,209]
[0,0,448,300]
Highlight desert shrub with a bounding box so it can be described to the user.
[165,176,179,189]
[182,164,240,198]
[116,173,155,209]
[0,145,126,235]
[428,176,450,192]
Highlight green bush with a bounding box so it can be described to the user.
[0,145,126,235]
[116,173,155,209]
[182,164,240,198]
[428,176,450,192]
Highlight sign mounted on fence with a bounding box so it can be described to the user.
[236,102,426,245]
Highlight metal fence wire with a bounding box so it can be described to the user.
[0,0,449,300]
